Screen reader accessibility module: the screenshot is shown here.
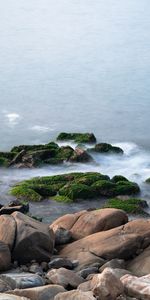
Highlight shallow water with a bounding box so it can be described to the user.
[0,142,150,223]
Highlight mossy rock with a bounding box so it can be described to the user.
[0,157,9,167]
[90,143,123,154]
[145,178,150,184]
[92,180,116,197]
[10,186,42,202]
[111,175,129,183]
[104,198,148,215]
[59,183,96,200]
[114,181,140,196]
[24,184,57,197]
[75,173,110,185]
[57,132,96,143]
[10,142,59,153]
[52,195,73,203]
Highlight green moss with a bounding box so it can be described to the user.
[92,180,116,197]
[0,157,9,167]
[52,195,73,203]
[111,175,129,183]
[10,186,42,202]
[90,143,123,154]
[57,132,96,143]
[59,183,96,200]
[114,181,140,196]
[11,142,59,153]
[75,173,110,185]
[104,198,147,215]
[25,184,57,197]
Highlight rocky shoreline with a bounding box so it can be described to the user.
[0,133,150,299]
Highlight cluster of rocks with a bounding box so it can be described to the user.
[0,208,150,299]
[0,132,124,168]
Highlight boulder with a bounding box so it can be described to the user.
[12,212,54,263]
[127,245,150,276]
[59,219,150,268]
[0,241,11,271]
[69,148,92,163]
[0,279,11,292]
[99,259,125,272]
[48,258,74,270]
[90,143,123,154]
[46,267,84,288]
[54,290,96,300]
[0,215,16,250]
[70,208,128,240]
[50,211,87,232]
[56,132,96,143]
[54,227,72,245]
[7,285,66,300]
[92,268,124,300]
[0,272,44,289]
[77,267,99,279]
[0,295,30,300]
[121,273,150,299]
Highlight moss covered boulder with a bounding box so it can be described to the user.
[89,143,123,154]
[57,132,96,143]
[9,172,140,202]
[104,198,148,215]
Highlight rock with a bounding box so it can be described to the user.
[0,241,11,271]
[0,272,44,289]
[54,227,72,245]
[0,279,11,292]
[70,208,128,240]
[0,295,30,300]
[77,267,99,279]
[12,212,54,263]
[121,273,150,299]
[46,267,84,288]
[112,269,131,279]
[56,132,97,143]
[54,290,96,300]
[0,215,16,250]
[48,258,74,270]
[29,263,43,275]
[91,268,124,300]
[104,198,148,215]
[127,245,150,276]
[50,210,87,232]
[90,143,123,154]
[100,259,125,272]
[59,219,150,267]
[69,148,92,163]
[7,285,66,300]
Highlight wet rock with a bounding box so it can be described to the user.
[69,147,92,163]
[56,132,97,143]
[0,279,11,292]
[12,212,54,263]
[90,143,123,154]
[54,227,72,245]
[7,285,66,300]
[46,267,84,288]
[0,272,44,289]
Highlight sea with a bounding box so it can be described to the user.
[0,0,150,222]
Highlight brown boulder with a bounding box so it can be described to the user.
[127,245,150,276]
[46,267,84,288]
[0,241,11,271]
[70,208,128,240]
[50,211,87,232]
[121,274,150,299]
[59,219,150,268]
[8,285,66,300]
[12,212,54,263]
[54,290,96,300]
[0,215,16,250]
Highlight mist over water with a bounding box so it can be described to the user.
[0,0,150,221]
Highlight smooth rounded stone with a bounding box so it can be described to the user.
[59,219,150,264]
[111,269,131,279]
[46,267,84,288]
[7,285,66,300]
[0,272,45,290]
[70,208,128,240]
[50,211,87,232]
[0,241,11,271]
[54,227,72,245]
[0,295,30,300]
[92,268,124,300]
[78,280,92,292]
[127,245,150,276]
[48,258,74,270]
[0,215,16,250]
[100,259,125,272]
[121,273,150,299]
[77,267,99,279]
[12,212,54,263]
[54,290,96,300]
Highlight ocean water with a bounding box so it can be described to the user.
[0,0,150,221]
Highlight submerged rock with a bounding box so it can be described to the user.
[104,198,148,215]
[57,132,96,143]
[89,143,123,154]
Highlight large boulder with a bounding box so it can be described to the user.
[7,285,66,300]
[127,245,150,276]
[46,267,84,288]
[12,212,54,263]
[0,295,29,300]
[54,290,96,300]
[0,241,11,271]
[121,273,150,299]
[51,209,128,241]
[59,219,150,269]
[69,148,92,163]
[0,215,16,250]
